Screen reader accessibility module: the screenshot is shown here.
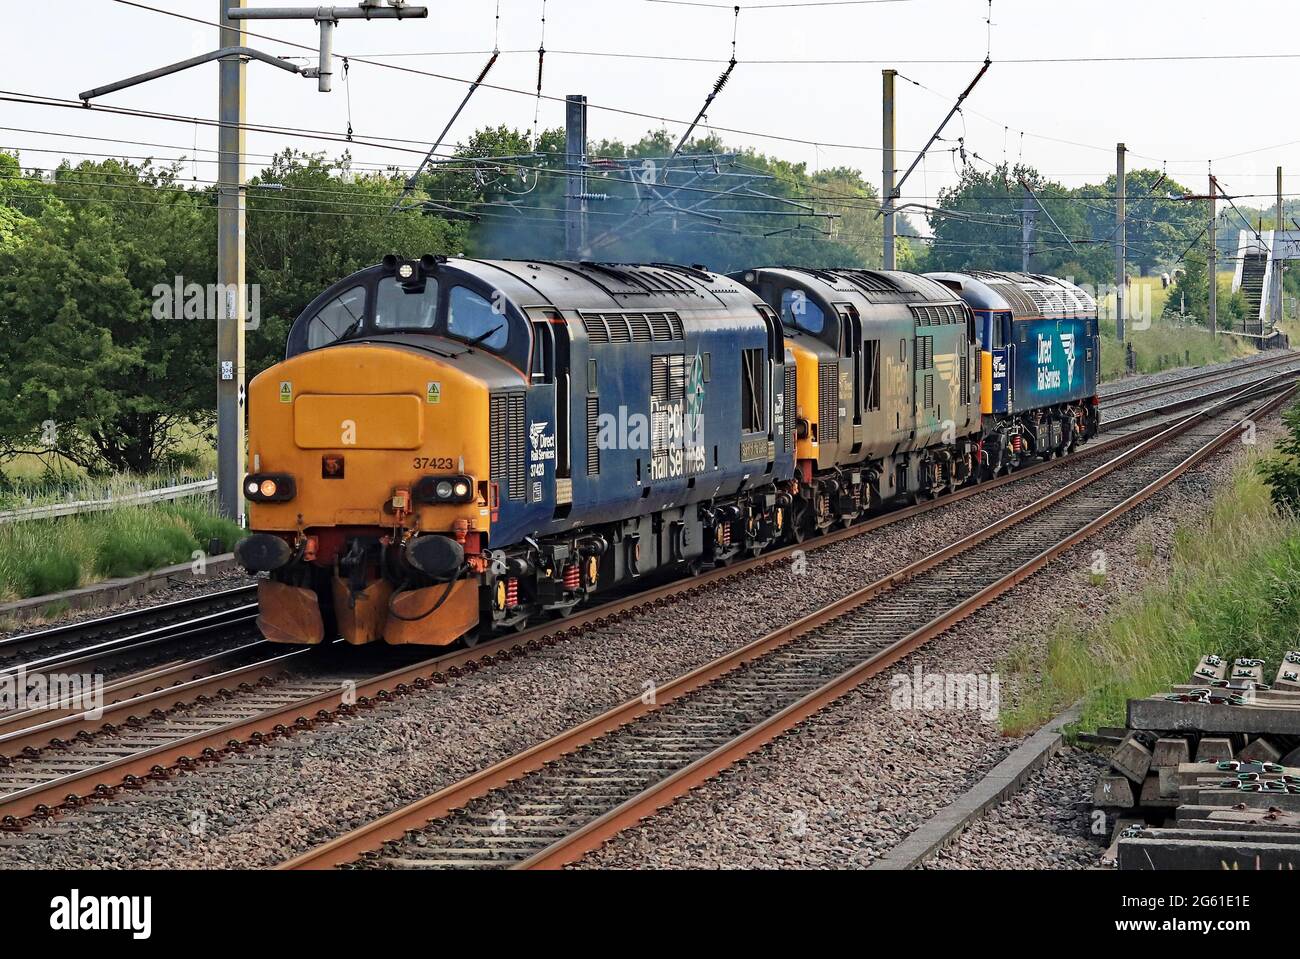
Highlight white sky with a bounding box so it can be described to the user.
[2,0,1297,218]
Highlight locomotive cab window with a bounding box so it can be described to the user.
[990,312,1012,349]
[741,347,766,432]
[864,340,881,411]
[306,286,366,349]
[374,276,438,331]
[447,285,509,351]
[780,288,825,335]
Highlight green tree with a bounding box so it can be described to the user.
[0,159,216,474]
[244,150,469,377]
[924,163,1109,282]
[0,152,48,254]
[1078,169,1204,277]
[430,127,876,273]
[1166,249,1208,321]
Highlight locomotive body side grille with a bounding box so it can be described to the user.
[508,392,526,500]
[580,311,685,344]
[818,362,839,445]
[490,393,527,500]
[586,397,600,475]
[783,363,797,452]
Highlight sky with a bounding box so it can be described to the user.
[2,0,1298,222]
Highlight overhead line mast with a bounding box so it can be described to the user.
[880,58,992,269]
[80,0,427,524]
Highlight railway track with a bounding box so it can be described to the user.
[0,585,258,682]
[0,360,1295,840]
[277,373,1296,870]
[1102,350,1300,427]
[3,351,1289,683]
[1100,349,1297,404]
[0,392,1213,830]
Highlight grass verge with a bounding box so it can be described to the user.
[0,500,243,602]
[1098,315,1252,382]
[999,451,1300,736]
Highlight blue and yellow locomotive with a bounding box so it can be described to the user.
[235,256,1098,648]
[927,271,1100,472]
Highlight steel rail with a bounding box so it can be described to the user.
[0,640,290,752]
[0,605,258,682]
[4,368,1292,832]
[1101,349,1297,403]
[0,585,256,666]
[516,383,1299,870]
[277,373,1298,870]
[1102,359,1300,431]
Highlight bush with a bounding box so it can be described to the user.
[161,503,243,555]
[1000,456,1300,734]
[92,510,196,579]
[1258,401,1300,511]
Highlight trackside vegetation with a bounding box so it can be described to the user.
[1000,413,1300,735]
[0,501,242,602]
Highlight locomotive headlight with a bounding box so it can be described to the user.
[242,473,296,503]
[398,262,415,280]
[413,474,476,505]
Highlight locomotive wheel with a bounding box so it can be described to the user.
[788,504,811,543]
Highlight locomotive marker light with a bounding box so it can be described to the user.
[413,475,477,505]
[242,473,296,502]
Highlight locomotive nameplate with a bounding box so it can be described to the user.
[740,438,769,462]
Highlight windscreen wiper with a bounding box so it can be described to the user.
[466,323,504,347]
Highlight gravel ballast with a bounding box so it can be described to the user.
[576,415,1286,869]
[921,747,1111,870]
[0,407,1285,869]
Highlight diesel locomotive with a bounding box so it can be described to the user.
[234,255,1098,648]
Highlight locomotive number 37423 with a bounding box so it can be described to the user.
[412,457,456,470]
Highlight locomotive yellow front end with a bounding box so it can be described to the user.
[240,343,490,647]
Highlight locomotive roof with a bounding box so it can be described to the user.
[445,256,763,314]
[735,266,966,308]
[926,270,1096,320]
